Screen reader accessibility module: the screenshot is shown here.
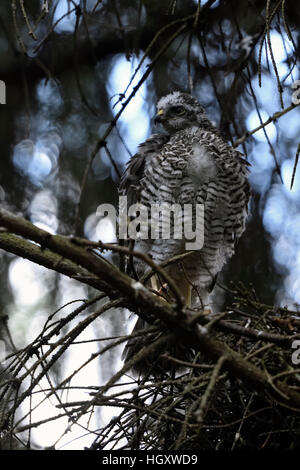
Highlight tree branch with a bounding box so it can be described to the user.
[1,207,300,410]
[233,102,300,148]
[0,231,109,293]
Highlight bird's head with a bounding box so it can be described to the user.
[154,91,211,134]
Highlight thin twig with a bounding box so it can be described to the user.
[233,103,299,148]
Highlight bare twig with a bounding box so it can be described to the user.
[290,143,300,190]
[233,103,299,148]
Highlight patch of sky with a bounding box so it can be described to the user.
[8,258,55,313]
[273,235,297,271]
[12,106,62,186]
[246,109,277,143]
[53,0,80,33]
[13,139,53,186]
[251,73,282,115]
[29,189,59,233]
[263,185,288,237]
[285,270,300,305]
[36,79,64,115]
[263,177,300,305]
[277,107,300,140]
[247,142,275,194]
[84,212,117,244]
[256,30,298,85]
[281,158,300,198]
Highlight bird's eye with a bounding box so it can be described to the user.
[169,105,185,115]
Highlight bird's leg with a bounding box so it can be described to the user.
[151,275,159,292]
[186,284,192,308]
[196,287,212,316]
[176,277,192,308]
[182,281,212,315]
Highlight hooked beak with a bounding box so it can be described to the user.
[154,108,164,125]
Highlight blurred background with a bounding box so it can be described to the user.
[0,0,300,449]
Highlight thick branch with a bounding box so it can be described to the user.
[0,231,109,293]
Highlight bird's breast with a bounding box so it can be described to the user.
[185,143,216,189]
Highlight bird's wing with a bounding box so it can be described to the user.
[118,133,170,274]
[227,148,251,243]
[204,138,251,246]
[119,133,170,206]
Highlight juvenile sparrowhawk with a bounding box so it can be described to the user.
[119,91,250,373]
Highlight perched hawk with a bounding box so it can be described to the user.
[119,91,250,372]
